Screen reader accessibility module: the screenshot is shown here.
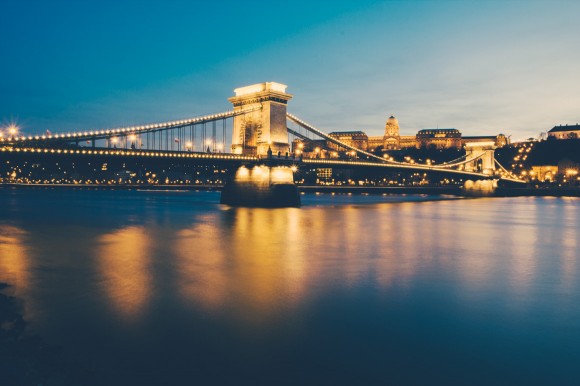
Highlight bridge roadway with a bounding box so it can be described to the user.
[0,145,524,184]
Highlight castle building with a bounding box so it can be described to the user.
[383,116,401,150]
[416,129,462,149]
[548,124,580,139]
[328,131,369,151]
[292,115,508,156]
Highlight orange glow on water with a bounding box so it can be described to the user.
[0,226,30,293]
[97,226,152,321]
[173,222,229,310]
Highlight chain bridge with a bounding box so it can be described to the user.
[0,82,523,206]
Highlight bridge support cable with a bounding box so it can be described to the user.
[435,154,487,169]
[287,113,414,164]
[222,119,226,152]
[494,159,523,182]
[439,153,469,166]
[287,127,344,154]
[6,107,261,150]
[286,112,506,176]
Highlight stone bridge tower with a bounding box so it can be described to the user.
[229,82,293,156]
[464,141,496,175]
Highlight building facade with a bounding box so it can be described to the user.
[291,115,508,156]
[416,129,462,149]
[548,124,580,139]
[328,131,369,152]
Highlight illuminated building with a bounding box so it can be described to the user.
[530,165,558,181]
[302,115,509,154]
[558,159,579,177]
[547,124,580,139]
[398,135,417,149]
[328,131,369,151]
[416,129,462,149]
[369,115,401,151]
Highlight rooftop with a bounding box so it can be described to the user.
[418,128,460,134]
[548,124,580,133]
[233,82,288,97]
[328,131,368,136]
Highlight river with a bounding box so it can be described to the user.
[0,187,579,385]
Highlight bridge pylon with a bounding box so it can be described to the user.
[228,82,292,156]
[464,141,496,175]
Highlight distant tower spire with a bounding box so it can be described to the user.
[383,115,400,150]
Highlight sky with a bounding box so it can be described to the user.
[1,0,579,140]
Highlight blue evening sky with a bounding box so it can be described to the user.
[1,0,579,140]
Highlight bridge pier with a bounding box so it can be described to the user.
[463,179,498,196]
[220,163,300,207]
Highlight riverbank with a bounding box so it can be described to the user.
[1,183,580,197]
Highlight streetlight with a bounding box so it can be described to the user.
[566,169,578,185]
[8,124,19,137]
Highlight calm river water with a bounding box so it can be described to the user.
[1,187,579,385]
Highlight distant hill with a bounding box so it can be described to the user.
[528,139,580,165]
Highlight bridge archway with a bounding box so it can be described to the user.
[229,82,292,156]
[464,142,496,175]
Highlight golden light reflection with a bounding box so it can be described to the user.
[560,201,578,290]
[173,197,576,321]
[173,222,229,310]
[229,208,307,312]
[173,209,312,318]
[97,226,152,320]
[0,225,30,293]
[507,201,538,294]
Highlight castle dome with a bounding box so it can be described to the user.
[384,115,400,139]
[386,115,398,126]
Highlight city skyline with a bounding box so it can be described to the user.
[1,0,579,140]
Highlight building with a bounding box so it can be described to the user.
[558,159,580,177]
[399,135,416,149]
[530,165,558,181]
[416,129,462,149]
[383,116,400,150]
[548,124,580,139]
[367,136,384,152]
[328,131,369,152]
[291,115,508,155]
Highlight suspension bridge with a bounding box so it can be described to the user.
[0,82,522,205]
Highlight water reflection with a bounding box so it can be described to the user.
[171,198,580,317]
[97,226,152,321]
[1,190,580,385]
[0,225,30,294]
[174,220,229,310]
